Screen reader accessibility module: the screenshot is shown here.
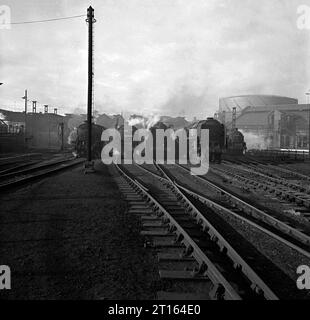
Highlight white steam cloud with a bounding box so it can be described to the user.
[240,130,271,150]
[68,127,78,145]
[127,114,161,129]
[146,115,161,130]
[128,117,145,127]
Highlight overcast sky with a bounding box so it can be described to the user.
[0,0,309,119]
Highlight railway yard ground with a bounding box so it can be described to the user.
[0,161,159,300]
[1,153,310,300]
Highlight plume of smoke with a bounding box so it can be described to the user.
[68,127,77,145]
[170,131,178,141]
[93,110,100,125]
[127,114,160,129]
[240,130,271,150]
[0,112,6,121]
[128,117,145,127]
[146,114,160,130]
[67,115,86,131]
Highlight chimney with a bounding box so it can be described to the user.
[54,108,58,115]
[232,107,237,130]
[44,105,48,114]
[32,101,37,113]
[222,110,226,125]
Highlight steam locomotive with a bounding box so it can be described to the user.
[73,118,246,163]
[75,122,105,159]
[226,128,247,155]
[187,118,225,163]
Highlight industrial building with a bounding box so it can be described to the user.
[0,108,69,152]
[216,95,310,150]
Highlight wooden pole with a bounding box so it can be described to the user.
[86,6,94,163]
[23,89,28,150]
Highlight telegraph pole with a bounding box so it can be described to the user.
[59,122,64,151]
[22,89,28,150]
[306,92,310,159]
[308,96,310,158]
[86,6,96,170]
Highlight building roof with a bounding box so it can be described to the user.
[0,109,26,122]
[235,103,310,129]
[0,119,7,127]
[0,108,64,123]
[219,95,298,112]
[244,104,309,113]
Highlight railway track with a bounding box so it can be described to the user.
[0,153,42,164]
[244,162,310,189]
[211,163,310,211]
[224,161,310,189]
[246,163,310,185]
[0,159,43,175]
[0,153,43,170]
[0,157,84,192]
[136,163,310,297]
[278,163,310,179]
[173,164,310,254]
[112,163,291,300]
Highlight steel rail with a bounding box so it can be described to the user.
[0,158,84,191]
[0,160,42,175]
[0,153,42,166]
[210,165,310,208]
[116,164,242,300]
[275,165,310,182]
[154,163,279,300]
[131,163,280,299]
[139,163,310,257]
[176,164,310,247]
[220,163,309,193]
[0,157,75,179]
[239,161,310,182]
[176,181,310,259]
